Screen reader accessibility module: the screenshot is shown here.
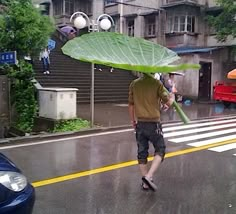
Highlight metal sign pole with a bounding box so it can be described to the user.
[90,62,95,127]
[70,12,114,128]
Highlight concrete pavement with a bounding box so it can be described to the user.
[2,114,236,214]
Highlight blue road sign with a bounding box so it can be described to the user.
[48,39,56,50]
[0,51,17,65]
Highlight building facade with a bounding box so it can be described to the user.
[104,0,236,101]
[37,0,236,101]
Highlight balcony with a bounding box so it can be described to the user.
[104,0,119,16]
[162,0,200,8]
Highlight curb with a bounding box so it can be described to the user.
[0,124,132,145]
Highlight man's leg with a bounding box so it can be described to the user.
[139,163,149,190]
[136,123,149,189]
[136,136,149,177]
[147,123,165,179]
[142,123,165,191]
[139,163,148,177]
[145,154,162,179]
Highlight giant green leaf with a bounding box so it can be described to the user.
[62,32,200,124]
[62,32,200,73]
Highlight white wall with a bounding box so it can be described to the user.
[207,36,236,47]
[172,48,229,99]
[92,0,104,19]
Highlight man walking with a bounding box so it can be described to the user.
[128,73,174,191]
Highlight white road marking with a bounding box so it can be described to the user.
[163,118,236,132]
[162,115,236,128]
[168,128,236,143]
[208,142,236,152]
[164,123,236,137]
[0,129,133,150]
[188,135,236,147]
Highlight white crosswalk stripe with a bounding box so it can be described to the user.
[208,142,236,152]
[164,123,236,138]
[163,118,236,132]
[164,115,236,157]
[188,135,236,147]
[162,114,236,128]
[168,128,236,143]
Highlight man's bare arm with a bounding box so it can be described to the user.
[128,104,136,128]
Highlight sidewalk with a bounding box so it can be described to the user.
[77,102,236,127]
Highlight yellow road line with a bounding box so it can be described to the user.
[32,138,236,188]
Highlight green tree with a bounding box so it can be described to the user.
[0,0,54,132]
[208,0,236,42]
[0,0,11,6]
[0,0,54,57]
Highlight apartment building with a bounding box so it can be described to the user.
[36,0,235,101]
[104,0,235,101]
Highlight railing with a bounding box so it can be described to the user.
[162,0,198,5]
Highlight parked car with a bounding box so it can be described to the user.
[0,152,35,214]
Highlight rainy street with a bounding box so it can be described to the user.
[1,105,236,214]
[1,1,236,213]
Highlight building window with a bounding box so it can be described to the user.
[65,0,74,15]
[187,16,195,33]
[145,16,156,37]
[105,0,117,5]
[75,0,92,15]
[173,16,178,32]
[127,19,134,36]
[179,16,185,32]
[54,0,63,15]
[167,15,196,33]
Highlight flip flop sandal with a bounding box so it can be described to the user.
[142,176,157,192]
[141,182,149,191]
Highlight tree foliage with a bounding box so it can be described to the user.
[0,0,54,132]
[6,60,38,132]
[208,0,236,42]
[0,0,54,58]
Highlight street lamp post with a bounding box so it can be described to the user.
[70,12,114,127]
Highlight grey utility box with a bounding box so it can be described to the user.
[39,88,78,120]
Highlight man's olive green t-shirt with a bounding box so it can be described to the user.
[128,75,169,122]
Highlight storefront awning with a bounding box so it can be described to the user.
[171,47,220,54]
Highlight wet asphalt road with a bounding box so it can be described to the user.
[1,104,236,214]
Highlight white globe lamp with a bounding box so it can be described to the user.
[74,16,87,29]
[100,18,112,31]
